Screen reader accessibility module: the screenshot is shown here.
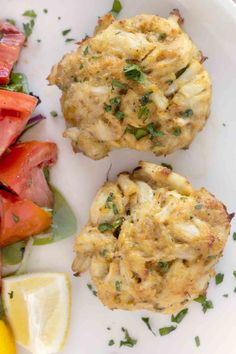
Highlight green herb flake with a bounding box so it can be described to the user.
[195,336,200,347]
[6,19,16,26]
[110,96,121,106]
[234,287,236,293]
[233,271,236,278]
[194,295,213,313]
[112,203,119,215]
[158,32,167,41]
[0,72,29,94]
[50,111,58,118]
[22,10,37,18]
[159,326,176,336]
[139,91,153,105]
[115,280,121,292]
[138,106,149,120]
[158,261,169,273]
[111,0,122,17]
[223,294,228,298]
[166,79,173,85]
[23,20,35,39]
[120,327,137,348]
[233,232,236,240]
[161,163,173,170]
[37,39,41,43]
[43,9,48,14]
[124,64,145,84]
[104,103,112,112]
[12,214,20,224]
[108,339,115,346]
[173,127,181,136]
[171,308,188,324]
[62,28,71,36]
[180,108,193,118]
[98,223,113,232]
[115,111,125,120]
[83,46,89,55]
[105,193,114,208]
[8,291,14,299]
[215,273,224,285]
[66,38,75,43]
[146,123,164,138]
[141,317,156,336]
[111,79,127,91]
[175,65,189,79]
[0,297,5,320]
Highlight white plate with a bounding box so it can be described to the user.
[2,0,236,353]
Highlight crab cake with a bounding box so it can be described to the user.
[72,162,232,314]
[49,11,212,160]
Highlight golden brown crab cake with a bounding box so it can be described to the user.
[72,162,232,314]
[49,11,212,160]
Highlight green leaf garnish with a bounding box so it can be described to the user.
[223,294,228,298]
[233,232,236,240]
[233,271,236,278]
[141,317,156,336]
[215,273,224,285]
[172,127,181,136]
[65,38,75,43]
[138,106,149,120]
[146,123,164,138]
[180,108,193,118]
[98,223,113,232]
[0,72,29,94]
[124,64,145,84]
[158,261,170,273]
[83,46,89,55]
[33,186,77,245]
[111,79,127,91]
[120,328,137,347]
[111,0,122,17]
[87,283,97,296]
[171,308,188,323]
[108,339,115,346]
[115,111,125,120]
[50,111,58,118]
[139,91,153,105]
[159,326,176,336]
[43,9,48,14]
[62,29,71,36]
[110,96,121,106]
[175,65,189,79]
[22,10,37,18]
[6,19,16,26]
[0,297,5,320]
[158,32,167,41]
[23,19,35,39]
[135,128,148,140]
[195,336,200,347]
[194,295,213,313]
[104,103,112,112]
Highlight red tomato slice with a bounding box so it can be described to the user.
[0,189,52,247]
[0,22,25,84]
[0,141,57,208]
[0,90,38,157]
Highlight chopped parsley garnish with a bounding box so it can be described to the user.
[87,283,97,296]
[50,111,58,118]
[139,91,153,105]
[37,39,41,43]
[105,193,119,214]
[234,287,236,293]
[233,271,236,278]
[83,46,89,55]
[66,38,75,43]
[159,326,176,336]
[215,273,224,285]
[124,64,145,84]
[175,65,189,79]
[115,111,125,120]
[141,317,156,336]
[180,108,193,118]
[158,261,170,273]
[146,123,164,138]
[6,19,16,26]
[22,10,37,18]
[62,28,71,36]
[12,214,20,224]
[172,127,181,136]
[8,291,14,299]
[110,96,121,106]
[135,128,148,140]
[233,232,236,240]
[111,0,123,18]
[194,295,213,313]
[171,308,188,323]
[138,106,149,120]
[98,218,123,233]
[223,294,228,298]
[108,339,115,346]
[120,327,137,348]
[0,72,29,94]
[23,20,35,39]
[166,79,173,85]
[0,297,5,320]
[158,32,167,41]
[111,79,127,91]
[195,336,200,347]
[161,163,173,170]
[112,203,119,215]
[195,204,203,210]
[43,9,48,13]
[104,103,112,112]
[115,281,121,292]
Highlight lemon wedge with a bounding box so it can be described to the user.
[0,320,16,354]
[2,273,71,354]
